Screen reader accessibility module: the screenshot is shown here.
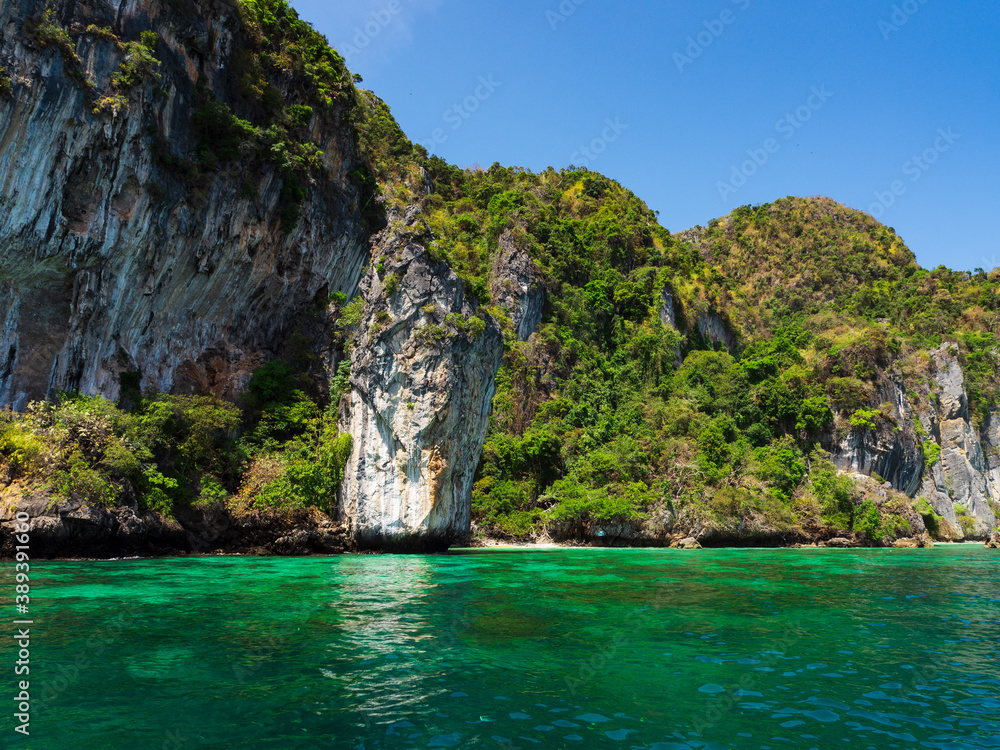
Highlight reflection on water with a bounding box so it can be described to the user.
[320,555,445,722]
[9,547,1000,749]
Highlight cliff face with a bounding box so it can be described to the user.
[826,372,924,497]
[337,209,504,549]
[1,1,996,556]
[912,345,999,537]
[0,0,368,406]
[827,344,998,538]
[488,231,545,342]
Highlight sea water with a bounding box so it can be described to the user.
[4,546,998,749]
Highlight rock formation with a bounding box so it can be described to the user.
[337,209,504,549]
[0,0,368,406]
[912,345,998,537]
[827,373,924,497]
[488,231,545,342]
[0,484,348,558]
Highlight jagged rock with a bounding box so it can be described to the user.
[0,0,367,406]
[659,286,678,329]
[337,213,505,550]
[828,374,923,496]
[671,537,702,550]
[893,538,920,548]
[980,411,1000,499]
[930,344,968,420]
[489,231,545,342]
[696,312,736,352]
[822,537,855,548]
[914,345,998,537]
[0,485,346,558]
[986,533,1000,549]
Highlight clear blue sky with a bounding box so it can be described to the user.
[293,0,999,272]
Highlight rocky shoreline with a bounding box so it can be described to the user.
[2,472,993,559]
[0,492,349,560]
[3,499,979,560]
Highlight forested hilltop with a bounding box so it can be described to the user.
[0,0,997,555]
[410,167,1000,544]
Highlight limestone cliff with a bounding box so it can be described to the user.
[0,0,368,406]
[826,372,924,497]
[826,344,998,538]
[488,230,545,342]
[337,208,504,549]
[911,345,999,537]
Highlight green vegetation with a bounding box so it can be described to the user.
[111,31,161,88]
[33,9,80,65]
[29,9,93,90]
[0,67,11,97]
[0,360,351,519]
[953,502,977,537]
[915,497,943,537]
[402,163,998,541]
[18,1,996,542]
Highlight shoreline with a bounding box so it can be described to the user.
[3,495,994,560]
[13,537,993,563]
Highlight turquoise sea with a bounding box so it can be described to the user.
[3,546,999,749]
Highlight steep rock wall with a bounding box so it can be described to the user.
[913,345,998,536]
[488,230,545,342]
[337,209,505,550]
[827,372,924,497]
[826,344,997,538]
[0,0,368,406]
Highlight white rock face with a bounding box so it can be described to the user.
[0,0,367,406]
[338,219,505,549]
[915,345,998,536]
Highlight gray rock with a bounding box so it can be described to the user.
[659,286,678,330]
[913,345,998,537]
[930,344,968,421]
[337,213,506,550]
[823,537,855,548]
[828,374,923,496]
[489,231,545,342]
[671,537,702,549]
[0,0,368,405]
[696,312,737,352]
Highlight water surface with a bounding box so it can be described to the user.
[4,546,999,749]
